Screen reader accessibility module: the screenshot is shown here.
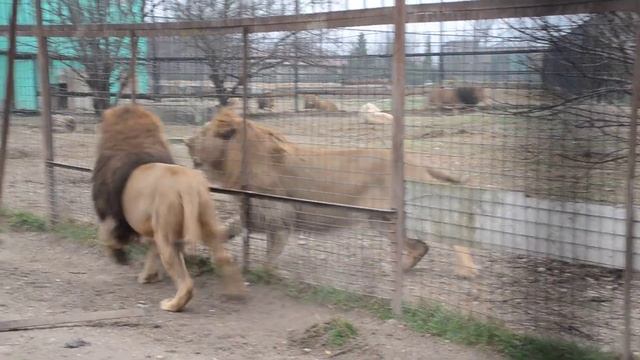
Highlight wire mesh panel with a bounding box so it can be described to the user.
[184,27,401,299]
[403,14,640,351]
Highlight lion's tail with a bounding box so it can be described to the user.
[424,166,463,184]
[180,187,203,245]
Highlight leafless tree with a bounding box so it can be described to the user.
[169,0,332,105]
[46,0,160,114]
[501,13,637,166]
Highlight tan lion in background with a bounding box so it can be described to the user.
[257,93,275,111]
[92,105,246,312]
[186,107,478,277]
[303,94,339,111]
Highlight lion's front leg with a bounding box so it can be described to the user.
[265,230,288,271]
[201,214,247,300]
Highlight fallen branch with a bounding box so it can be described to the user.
[0,308,146,332]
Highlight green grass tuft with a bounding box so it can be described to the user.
[52,221,97,245]
[185,254,215,276]
[325,318,358,348]
[284,282,616,360]
[7,211,47,232]
[401,303,616,360]
[246,267,278,285]
[291,285,393,320]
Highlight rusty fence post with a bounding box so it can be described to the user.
[35,0,57,225]
[240,27,251,272]
[0,0,19,208]
[293,0,300,112]
[623,31,640,360]
[129,31,138,103]
[391,0,407,316]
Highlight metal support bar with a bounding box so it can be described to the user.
[240,27,251,272]
[1,0,635,37]
[45,160,396,215]
[391,0,407,317]
[0,0,19,207]
[35,0,57,224]
[622,31,640,360]
[129,31,138,103]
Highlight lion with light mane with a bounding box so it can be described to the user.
[186,107,479,276]
[92,104,246,312]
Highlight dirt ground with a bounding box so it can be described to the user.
[0,231,502,360]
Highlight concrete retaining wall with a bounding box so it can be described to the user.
[405,182,639,270]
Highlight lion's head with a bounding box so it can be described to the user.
[185,106,289,188]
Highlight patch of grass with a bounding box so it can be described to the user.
[0,211,146,261]
[125,242,148,260]
[499,335,618,360]
[245,267,278,285]
[185,254,215,276]
[280,280,616,360]
[401,303,507,345]
[325,318,358,348]
[6,211,47,232]
[52,221,97,245]
[289,317,359,351]
[403,303,616,360]
[289,284,393,320]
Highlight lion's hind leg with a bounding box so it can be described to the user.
[137,243,164,284]
[155,230,194,312]
[98,217,128,265]
[265,229,288,272]
[453,245,480,279]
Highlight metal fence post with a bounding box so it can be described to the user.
[35,0,57,225]
[241,27,251,272]
[0,0,19,208]
[293,0,300,112]
[129,31,138,103]
[391,0,407,316]
[623,31,640,360]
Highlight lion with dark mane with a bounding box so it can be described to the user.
[186,107,479,277]
[92,104,246,312]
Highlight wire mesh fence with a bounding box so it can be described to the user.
[1,0,639,356]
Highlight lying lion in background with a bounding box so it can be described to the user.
[92,104,246,312]
[303,94,339,111]
[257,93,275,111]
[186,107,478,277]
[428,86,486,110]
[359,103,393,125]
